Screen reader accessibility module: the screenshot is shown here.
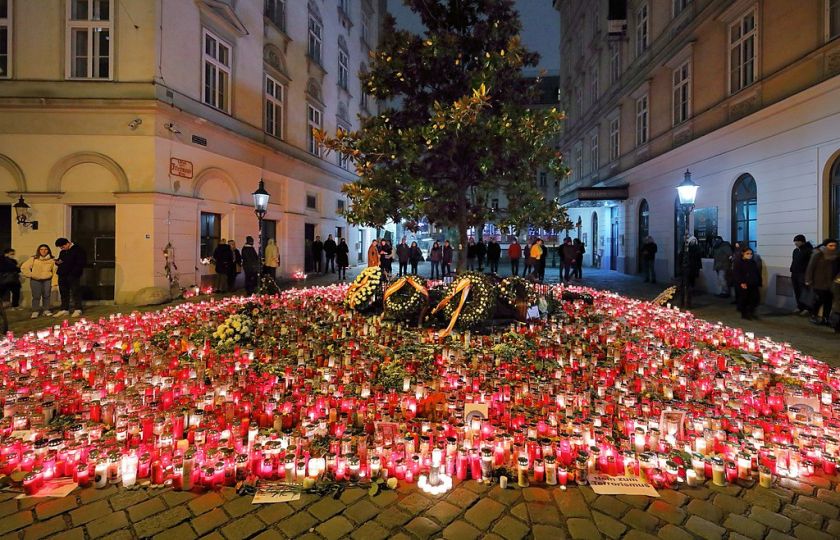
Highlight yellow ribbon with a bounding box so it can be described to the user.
[346,275,371,308]
[383,277,429,304]
[431,278,472,338]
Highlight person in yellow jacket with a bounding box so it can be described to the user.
[21,244,58,318]
[529,238,545,281]
[263,238,279,280]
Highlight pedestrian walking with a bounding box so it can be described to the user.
[466,238,477,271]
[0,248,21,311]
[241,236,260,294]
[311,236,324,274]
[561,237,576,282]
[409,241,423,275]
[805,238,839,325]
[508,239,522,276]
[396,238,410,277]
[640,236,658,284]
[733,247,762,320]
[21,244,57,318]
[227,240,241,291]
[212,239,233,293]
[790,234,814,314]
[476,239,487,272]
[487,239,501,274]
[53,238,86,317]
[429,241,442,279]
[573,239,585,279]
[263,238,279,279]
[442,240,453,276]
[711,236,733,297]
[367,239,380,268]
[336,238,350,281]
[324,234,337,273]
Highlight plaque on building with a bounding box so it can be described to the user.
[169,158,194,179]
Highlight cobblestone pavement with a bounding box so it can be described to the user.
[3,473,840,539]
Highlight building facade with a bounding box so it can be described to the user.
[0,0,385,303]
[555,0,840,306]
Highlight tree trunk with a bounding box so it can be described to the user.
[456,189,469,273]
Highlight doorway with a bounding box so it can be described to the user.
[304,223,316,273]
[0,205,10,251]
[829,156,840,241]
[610,206,618,271]
[71,206,116,301]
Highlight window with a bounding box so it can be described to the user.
[589,64,599,102]
[672,60,691,125]
[361,11,371,44]
[338,48,349,90]
[361,90,369,110]
[0,0,9,78]
[339,0,350,14]
[539,171,547,187]
[673,0,691,16]
[609,43,621,84]
[732,174,758,249]
[589,132,599,173]
[609,117,620,161]
[635,2,649,57]
[337,199,346,213]
[830,0,840,40]
[729,9,757,93]
[635,95,648,146]
[491,199,499,211]
[338,150,350,170]
[200,212,221,260]
[307,104,323,156]
[575,87,583,120]
[308,15,322,64]
[574,143,583,181]
[265,74,284,139]
[202,30,232,112]
[264,0,285,31]
[66,0,113,79]
[306,194,318,209]
[831,155,840,241]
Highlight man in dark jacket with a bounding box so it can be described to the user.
[396,237,410,277]
[54,238,86,317]
[0,248,21,310]
[486,239,501,274]
[711,236,733,297]
[561,237,577,282]
[323,234,337,273]
[475,239,487,272]
[442,240,454,276]
[806,238,839,325]
[640,236,658,283]
[241,236,261,295]
[212,240,233,293]
[790,234,814,314]
[733,247,762,320]
[311,236,324,273]
[573,239,586,279]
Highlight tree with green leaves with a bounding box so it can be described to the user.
[317,0,571,270]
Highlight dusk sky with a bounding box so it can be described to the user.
[385,0,561,74]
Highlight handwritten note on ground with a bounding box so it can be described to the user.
[588,475,660,497]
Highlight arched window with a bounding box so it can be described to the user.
[831,156,840,241]
[638,199,649,272]
[732,174,757,249]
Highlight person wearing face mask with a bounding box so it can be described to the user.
[733,247,762,320]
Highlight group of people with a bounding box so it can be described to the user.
[310,235,351,280]
[0,238,87,318]
[367,237,433,278]
[210,236,276,295]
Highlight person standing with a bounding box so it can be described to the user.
[466,238,477,271]
[227,240,241,291]
[212,239,233,293]
[561,237,576,282]
[367,239,380,268]
[21,244,57,318]
[573,238,586,279]
[805,238,839,325]
[323,234,337,274]
[733,247,762,319]
[429,241,442,279]
[263,238,279,279]
[396,238,410,277]
[530,239,544,280]
[241,236,260,294]
[378,239,393,278]
[790,234,814,314]
[442,240,453,276]
[679,236,703,306]
[508,239,522,277]
[486,239,501,274]
[711,236,733,297]
[0,249,22,311]
[475,239,487,272]
[53,238,86,317]
[640,236,658,284]
[523,240,535,277]
[336,238,350,281]
[409,241,423,275]
[311,236,324,274]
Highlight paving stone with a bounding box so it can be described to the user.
[404,516,442,539]
[708,483,742,497]
[533,524,569,540]
[343,499,379,524]
[778,478,815,496]
[523,487,552,502]
[658,489,688,508]
[127,497,167,522]
[133,506,192,538]
[0,500,18,519]
[743,488,784,512]
[78,485,117,505]
[566,517,602,540]
[398,492,433,514]
[86,511,129,539]
[616,494,651,509]
[161,490,198,507]
[198,533,225,540]
[221,496,253,519]
[623,508,659,532]
[69,500,111,526]
[826,519,840,537]
[488,485,522,506]
[109,490,150,511]
[188,492,225,516]
[792,523,834,540]
[21,515,66,540]
[729,534,754,540]
[464,497,506,529]
[492,515,530,540]
[154,522,197,540]
[442,519,481,540]
[350,520,391,540]
[817,488,840,507]
[799,475,832,489]
[219,488,238,501]
[339,487,367,505]
[713,492,749,515]
[308,497,346,521]
[648,500,687,525]
[592,496,629,518]
[765,532,797,540]
[723,514,766,540]
[375,507,412,529]
[446,487,479,508]
[592,510,626,539]
[18,497,46,510]
[782,504,825,529]
[192,507,229,536]
[276,511,318,538]
[680,486,712,500]
[510,502,529,523]
[220,515,263,540]
[684,515,726,540]
[796,495,840,519]
[34,497,78,521]
[656,523,694,540]
[48,528,86,540]
[389,534,414,540]
[288,493,318,511]
[686,498,723,524]
[316,515,355,540]
[751,505,793,532]
[255,503,293,525]
[251,530,283,540]
[369,490,398,508]
[623,532,659,540]
[462,480,490,494]
[425,500,461,526]
[556,488,592,518]
[527,501,561,524]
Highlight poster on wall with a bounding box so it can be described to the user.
[693,207,719,258]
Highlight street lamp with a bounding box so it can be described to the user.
[13,195,39,230]
[676,169,699,308]
[252,179,270,264]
